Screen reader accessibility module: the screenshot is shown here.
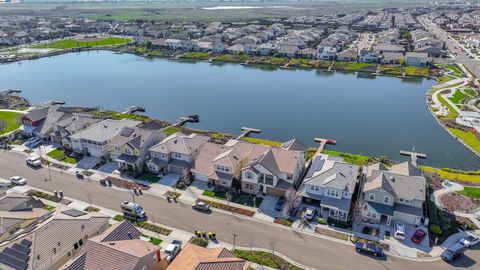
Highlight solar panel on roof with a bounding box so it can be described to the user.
[11,243,30,255]
[120,127,134,137]
[61,209,87,217]
[0,253,28,270]
[20,239,32,248]
[4,247,28,262]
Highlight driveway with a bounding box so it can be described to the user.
[388,223,431,257]
[258,195,288,219]
[76,156,100,170]
[96,161,117,174]
[157,173,181,187]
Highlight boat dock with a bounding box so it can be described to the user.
[400,148,426,167]
[122,106,145,114]
[236,127,261,139]
[172,115,200,127]
[314,137,337,155]
[0,89,21,95]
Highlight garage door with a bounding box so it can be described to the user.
[169,165,184,175]
[266,187,285,197]
[394,211,416,225]
[87,147,103,158]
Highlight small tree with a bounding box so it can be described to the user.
[352,197,365,225]
[0,120,6,136]
[283,187,302,218]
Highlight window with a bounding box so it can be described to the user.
[264,174,274,185]
[79,239,84,246]
[74,243,79,250]
[115,146,120,151]
[404,199,410,204]
[53,247,57,254]
[310,185,315,190]
[287,174,293,180]
[315,186,319,191]
[174,152,181,158]
[384,196,390,204]
[216,165,231,173]
[245,183,254,190]
[399,198,404,202]
[369,194,375,201]
[371,212,377,219]
[327,189,339,197]
[245,171,253,179]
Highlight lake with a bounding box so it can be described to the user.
[1,50,479,169]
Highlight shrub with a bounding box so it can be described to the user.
[135,221,172,236]
[429,223,442,235]
[112,214,125,221]
[190,237,208,247]
[316,218,328,225]
[274,218,293,227]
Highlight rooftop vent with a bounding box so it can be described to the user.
[389,176,395,182]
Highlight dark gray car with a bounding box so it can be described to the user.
[441,243,468,263]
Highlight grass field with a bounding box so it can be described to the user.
[322,150,370,166]
[421,166,480,183]
[162,126,180,136]
[33,37,131,49]
[0,111,21,134]
[405,66,429,77]
[458,187,480,199]
[448,128,480,154]
[438,93,458,119]
[180,51,211,60]
[241,137,282,147]
[449,90,465,104]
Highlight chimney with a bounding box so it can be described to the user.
[127,232,132,239]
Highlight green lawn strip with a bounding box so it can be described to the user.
[241,137,282,147]
[438,75,456,84]
[457,187,480,199]
[141,234,163,245]
[334,61,375,71]
[448,128,480,153]
[33,37,131,49]
[202,190,227,200]
[420,166,480,183]
[234,249,304,270]
[444,65,463,77]
[47,149,78,164]
[464,88,477,97]
[0,111,21,134]
[322,150,370,166]
[138,173,160,183]
[180,51,211,60]
[42,204,56,211]
[438,93,458,119]
[214,54,252,63]
[112,214,125,221]
[91,110,149,121]
[234,195,263,208]
[448,90,465,104]
[162,126,180,136]
[135,221,172,236]
[405,66,429,77]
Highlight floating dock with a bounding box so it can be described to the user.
[314,137,337,155]
[236,127,261,139]
[172,115,200,127]
[122,106,145,114]
[400,149,426,167]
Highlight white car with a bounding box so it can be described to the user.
[10,176,26,186]
[26,157,41,167]
[305,207,316,220]
[394,222,406,240]
[459,233,480,247]
[165,240,182,263]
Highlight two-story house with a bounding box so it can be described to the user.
[69,119,141,158]
[50,113,100,148]
[361,162,426,226]
[21,105,73,139]
[299,154,360,222]
[109,127,165,172]
[192,139,306,197]
[146,132,210,179]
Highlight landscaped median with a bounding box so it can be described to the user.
[196,198,256,217]
[111,215,172,236]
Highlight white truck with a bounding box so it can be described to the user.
[120,201,147,221]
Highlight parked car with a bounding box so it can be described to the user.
[355,241,383,257]
[25,137,43,148]
[192,201,210,212]
[9,176,26,185]
[459,233,480,247]
[441,243,468,263]
[275,197,285,211]
[75,171,84,179]
[165,240,182,263]
[394,222,406,240]
[26,157,41,167]
[305,207,316,220]
[411,229,427,244]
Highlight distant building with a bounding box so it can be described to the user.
[405,52,428,67]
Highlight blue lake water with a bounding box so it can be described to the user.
[1,50,479,169]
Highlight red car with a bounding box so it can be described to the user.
[411,229,427,244]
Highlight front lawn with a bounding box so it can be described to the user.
[0,111,21,134]
[162,126,180,136]
[234,250,304,270]
[47,149,78,164]
[33,37,131,49]
[202,190,227,200]
[322,150,370,166]
[235,195,263,208]
[138,173,160,183]
[142,234,163,245]
[458,187,480,199]
[43,204,56,211]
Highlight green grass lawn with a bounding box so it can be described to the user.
[449,90,465,104]
[438,93,458,119]
[138,173,160,183]
[42,204,56,211]
[448,128,480,154]
[33,37,131,49]
[142,234,163,245]
[202,190,227,200]
[180,51,211,60]
[162,126,180,136]
[214,54,252,63]
[464,88,477,97]
[438,75,456,84]
[444,65,463,77]
[234,250,304,270]
[405,66,429,77]
[322,150,370,166]
[421,166,480,184]
[458,187,480,199]
[241,137,282,147]
[0,111,21,134]
[47,149,78,164]
[234,195,263,208]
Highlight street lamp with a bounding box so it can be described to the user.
[232,232,238,251]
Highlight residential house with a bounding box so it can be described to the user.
[244,44,259,55]
[69,119,141,158]
[168,243,250,270]
[373,43,405,54]
[414,45,444,58]
[226,44,244,55]
[110,127,165,172]
[359,49,379,63]
[212,40,226,53]
[21,105,73,139]
[192,139,306,196]
[298,48,317,59]
[299,154,360,222]
[337,49,357,62]
[317,46,337,60]
[405,52,428,67]
[0,204,110,270]
[61,221,168,270]
[277,45,299,58]
[380,52,403,64]
[50,113,100,148]
[361,162,426,226]
[259,43,277,56]
[146,132,210,179]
